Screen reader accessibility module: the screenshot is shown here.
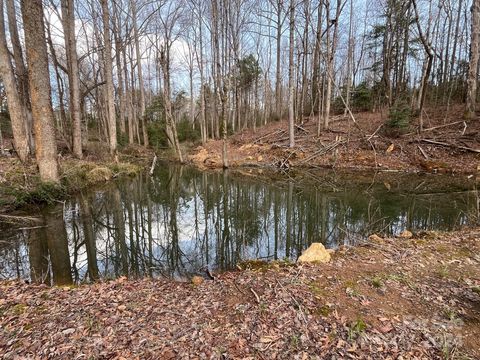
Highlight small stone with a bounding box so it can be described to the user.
[298,243,331,263]
[191,276,204,286]
[117,304,127,311]
[62,328,75,335]
[368,234,384,244]
[257,155,263,162]
[398,230,413,239]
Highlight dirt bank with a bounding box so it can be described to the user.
[188,105,480,174]
[1,228,479,358]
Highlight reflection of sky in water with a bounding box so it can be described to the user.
[0,165,478,284]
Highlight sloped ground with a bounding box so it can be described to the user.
[189,105,480,174]
[1,228,479,359]
[0,143,152,212]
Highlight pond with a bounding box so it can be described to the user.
[0,164,478,285]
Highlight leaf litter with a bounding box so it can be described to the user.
[1,228,479,359]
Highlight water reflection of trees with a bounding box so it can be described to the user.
[0,166,478,284]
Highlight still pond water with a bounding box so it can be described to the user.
[0,164,478,285]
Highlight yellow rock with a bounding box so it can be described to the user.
[191,276,204,286]
[398,230,413,239]
[298,243,331,263]
[368,234,384,244]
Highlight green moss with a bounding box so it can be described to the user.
[11,182,66,207]
[314,305,332,317]
[308,282,327,298]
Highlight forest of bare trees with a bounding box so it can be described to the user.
[0,0,479,180]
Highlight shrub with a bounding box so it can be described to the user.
[351,82,373,112]
[147,121,169,149]
[384,99,411,137]
[177,119,200,143]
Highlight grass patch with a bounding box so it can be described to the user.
[370,275,384,289]
[314,305,332,317]
[348,318,367,340]
[11,303,27,315]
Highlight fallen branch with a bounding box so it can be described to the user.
[250,287,260,303]
[366,123,383,141]
[149,154,158,176]
[301,139,346,163]
[295,124,309,133]
[420,139,480,153]
[417,145,429,160]
[253,129,285,144]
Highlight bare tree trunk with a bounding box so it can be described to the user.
[20,0,59,182]
[275,0,283,119]
[6,0,33,154]
[412,0,434,131]
[160,46,183,163]
[101,0,117,158]
[0,0,29,162]
[344,0,354,116]
[131,1,148,146]
[113,2,126,135]
[288,0,295,147]
[324,0,341,130]
[466,0,480,119]
[196,5,207,143]
[61,0,83,158]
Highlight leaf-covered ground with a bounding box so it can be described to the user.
[1,228,479,359]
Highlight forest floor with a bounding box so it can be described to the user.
[0,142,154,213]
[1,228,479,359]
[188,105,480,174]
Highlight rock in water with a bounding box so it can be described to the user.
[298,243,331,263]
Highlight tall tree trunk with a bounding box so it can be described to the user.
[160,46,183,162]
[101,0,118,158]
[275,0,283,119]
[113,2,126,135]
[466,0,480,119]
[131,1,148,146]
[288,0,295,147]
[20,0,59,182]
[344,0,354,115]
[412,0,434,130]
[6,0,33,153]
[0,0,29,162]
[324,0,341,130]
[61,0,83,158]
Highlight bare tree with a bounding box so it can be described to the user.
[0,0,29,161]
[288,0,295,147]
[20,0,59,182]
[101,0,118,158]
[466,0,480,119]
[61,0,83,158]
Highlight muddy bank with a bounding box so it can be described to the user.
[1,228,479,358]
[188,106,480,174]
